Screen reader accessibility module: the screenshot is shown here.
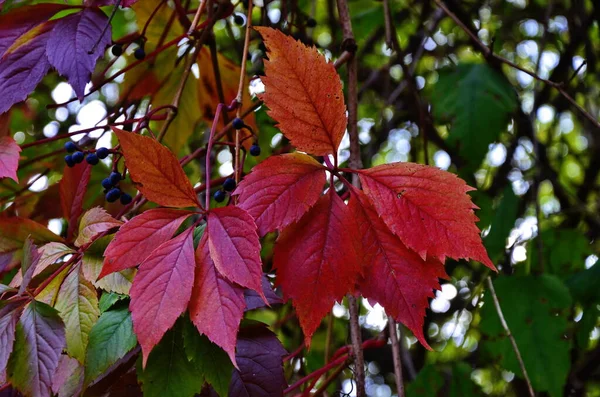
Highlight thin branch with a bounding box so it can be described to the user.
[486,277,535,397]
[388,320,405,397]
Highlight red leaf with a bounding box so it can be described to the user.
[273,191,362,344]
[349,188,447,348]
[358,162,495,269]
[59,162,92,241]
[113,128,200,208]
[207,206,264,300]
[129,228,195,366]
[234,153,326,236]
[190,233,245,368]
[255,27,347,156]
[100,208,193,278]
[74,207,122,248]
[0,136,21,182]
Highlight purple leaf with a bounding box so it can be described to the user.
[0,136,21,183]
[18,238,41,295]
[0,309,20,384]
[84,0,139,8]
[229,325,287,397]
[244,276,282,311]
[0,22,54,115]
[46,8,111,100]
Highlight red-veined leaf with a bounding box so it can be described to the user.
[273,191,362,344]
[234,153,326,236]
[7,300,66,397]
[59,162,92,240]
[129,228,195,366]
[190,233,245,367]
[35,243,74,277]
[0,308,20,384]
[100,208,193,278]
[0,136,21,182]
[18,238,41,295]
[45,8,111,100]
[51,355,83,397]
[74,207,122,248]
[358,162,494,269]
[349,188,447,348]
[255,27,347,156]
[113,128,200,208]
[207,206,265,300]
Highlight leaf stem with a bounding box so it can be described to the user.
[205,103,224,209]
[388,319,405,397]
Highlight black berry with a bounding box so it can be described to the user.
[223,177,236,192]
[65,155,75,167]
[86,153,99,165]
[101,178,113,190]
[214,190,226,203]
[96,147,110,159]
[306,18,317,28]
[72,151,84,163]
[232,117,245,130]
[249,144,261,156]
[134,47,146,60]
[109,171,121,185]
[64,141,77,153]
[106,188,121,203]
[111,44,123,57]
[233,14,244,25]
[120,193,133,205]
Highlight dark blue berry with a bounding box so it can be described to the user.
[232,117,245,130]
[214,190,226,203]
[96,147,110,159]
[249,144,261,156]
[306,18,317,28]
[134,47,146,60]
[64,141,77,153]
[120,193,133,205]
[233,14,244,25]
[223,177,236,192]
[101,178,113,190]
[109,171,121,185]
[65,155,75,167]
[111,44,123,57]
[86,153,99,165]
[106,188,121,203]
[72,151,84,163]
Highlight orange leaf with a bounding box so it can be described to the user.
[113,128,200,208]
[255,27,347,156]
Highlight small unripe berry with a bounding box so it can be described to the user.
[233,14,244,25]
[120,193,133,205]
[64,141,77,153]
[96,147,110,159]
[106,188,121,203]
[214,190,226,203]
[111,44,123,57]
[134,47,146,60]
[249,144,261,156]
[109,172,121,185]
[72,151,84,163]
[65,155,75,167]
[306,18,317,28]
[232,117,245,130]
[101,178,113,190]
[86,153,99,165]
[223,177,236,192]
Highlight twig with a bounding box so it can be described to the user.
[313,358,352,396]
[486,277,535,397]
[388,319,405,397]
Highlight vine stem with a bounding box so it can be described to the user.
[388,320,405,397]
[205,103,224,209]
[486,277,535,397]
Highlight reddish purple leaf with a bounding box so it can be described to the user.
[46,8,111,100]
[358,163,494,269]
[190,233,246,367]
[51,355,83,397]
[129,228,195,366]
[0,136,21,183]
[229,325,287,397]
[273,191,362,344]
[100,208,193,278]
[349,188,447,348]
[59,162,92,241]
[74,207,122,248]
[244,276,282,311]
[234,153,326,236]
[0,21,54,114]
[207,206,265,300]
[0,309,20,383]
[18,238,42,295]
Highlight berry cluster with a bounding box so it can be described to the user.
[231,117,261,157]
[64,142,111,167]
[102,172,132,205]
[213,177,237,203]
[111,41,145,60]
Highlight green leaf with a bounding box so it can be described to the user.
[449,362,484,397]
[480,275,572,397]
[484,186,519,262]
[429,63,517,171]
[84,306,137,386]
[55,264,100,363]
[530,228,591,277]
[406,364,444,397]
[8,300,66,397]
[567,263,600,303]
[141,321,204,397]
[82,236,135,295]
[182,317,233,397]
[98,292,128,313]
